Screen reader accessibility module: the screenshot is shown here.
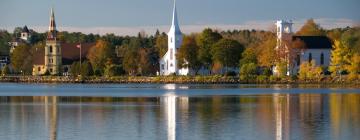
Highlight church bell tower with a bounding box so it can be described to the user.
[44,8,62,75]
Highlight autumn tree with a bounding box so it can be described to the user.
[155,32,168,58]
[177,35,201,74]
[329,40,351,75]
[87,39,114,75]
[257,35,277,67]
[211,39,244,72]
[346,54,360,80]
[298,60,323,81]
[10,44,33,74]
[296,19,325,36]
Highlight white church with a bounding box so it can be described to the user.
[159,0,189,76]
[274,20,332,76]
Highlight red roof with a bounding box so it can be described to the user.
[32,42,96,65]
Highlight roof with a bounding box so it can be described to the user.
[32,42,96,65]
[22,26,29,33]
[292,36,332,49]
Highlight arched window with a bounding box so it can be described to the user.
[170,49,173,60]
[49,46,53,53]
[308,53,312,63]
[320,53,324,65]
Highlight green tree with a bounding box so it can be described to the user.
[10,44,33,74]
[70,61,81,77]
[197,28,222,70]
[177,35,201,74]
[123,38,140,75]
[239,63,257,80]
[211,39,244,72]
[87,39,114,75]
[239,47,258,68]
[296,19,325,36]
[81,61,93,77]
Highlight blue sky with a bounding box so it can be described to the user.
[0,0,359,35]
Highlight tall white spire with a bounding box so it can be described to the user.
[170,0,181,34]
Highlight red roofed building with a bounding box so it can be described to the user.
[32,8,95,76]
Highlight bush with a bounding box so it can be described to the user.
[298,60,323,81]
[1,65,10,76]
[239,63,258,82]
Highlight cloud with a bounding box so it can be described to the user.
[2,18,358,36]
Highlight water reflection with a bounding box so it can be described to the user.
[0,93,359,140]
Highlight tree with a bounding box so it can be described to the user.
[122,38,140,75]
[87,39,114,75]
[329,40,351,75]
[81,61,93,77]
[299,60,323,81]
[257,35,276,67]
[10,44,33,74]
[211,39,244,72]
[346,53,360,80]
[155,33,168,58]
[177,35,201,74]
[70,61,81,76]
[1,65,10,76]
[240,63,257,80]
[296,19,325,36]
[197,28,222,69]
[239,47,257,68]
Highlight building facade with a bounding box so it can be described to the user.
[32,8,95,76]
[273,20,332,76]
[159,0,189,76]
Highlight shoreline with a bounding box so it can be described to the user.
[1,76,359,86]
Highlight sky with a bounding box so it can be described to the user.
[0,0,359,36]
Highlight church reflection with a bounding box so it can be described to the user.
[0,92,359,140]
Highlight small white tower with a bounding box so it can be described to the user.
[20,25,31,42]
[276,20,293,48]
[274,20,293,76]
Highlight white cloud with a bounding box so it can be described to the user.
[2,18,358,36]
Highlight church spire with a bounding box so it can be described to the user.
[170,0,181,34]
[48,7,57,39]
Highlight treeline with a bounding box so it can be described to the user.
[1,19,360,82]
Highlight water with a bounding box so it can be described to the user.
[0,83,359,140]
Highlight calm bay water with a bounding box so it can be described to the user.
[0,83,359,140]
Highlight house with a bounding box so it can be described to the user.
[273,20,332,76]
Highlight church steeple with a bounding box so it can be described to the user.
[169,0,181,35]
[48,7,57,39]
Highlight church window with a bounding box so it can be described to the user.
[320,53,324,65]
[50,69,53,73]
[170,63,173,67]
[171,37,173,43]
[38,67,41,72]
[308,53,312,63]
[170,49,173,60]
[296,54,300,66]
[161,64,164,70]
[49,46,53,53]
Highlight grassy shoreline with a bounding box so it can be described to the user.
[1,76,359,86]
